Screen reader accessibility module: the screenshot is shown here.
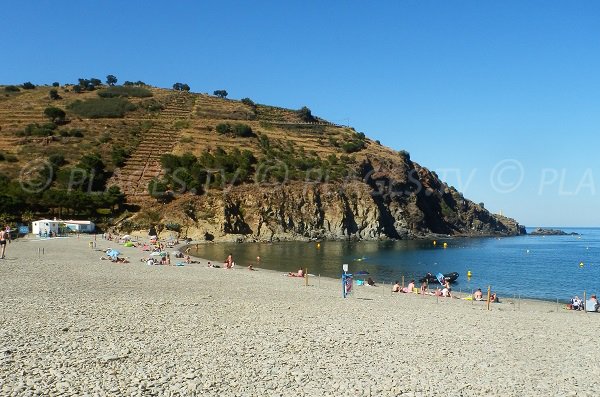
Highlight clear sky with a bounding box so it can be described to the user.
[2,1,599,227]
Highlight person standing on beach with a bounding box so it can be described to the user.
[0,226,10,259]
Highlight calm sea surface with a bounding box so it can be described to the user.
[189,228,600,301]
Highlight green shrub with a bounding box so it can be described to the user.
[97,85,153,98]
[173,83,190,91]
[22,82,36,90]
[68,98,136,118]
[398,150,410,160]
[241,97,256,107]
[0,152,4,161]
[215,123,230,134]
[215,123,253,137]
[213,90,227,98]
[49,89,61,100]
[111,146,130,167]
[232,123,253,137]
[341,140,365,153]
[297,106,315,122]
[139,99,164,112]
[52,82,60,87]
[44,107,66,123]
[165,223,181,232]
[4,85,20,92]
[5,154,18,162]
[49,154,66,167]
[18,123,57,137]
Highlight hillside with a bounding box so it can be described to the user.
[0,82,525,240]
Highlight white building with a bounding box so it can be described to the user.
[32,219,61,236]
[64,220,95,233]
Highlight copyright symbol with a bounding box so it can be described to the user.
[255,159,289,186]
[19,159,53,193]
[490,159,524,194]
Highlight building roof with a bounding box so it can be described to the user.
[63,220,94,225]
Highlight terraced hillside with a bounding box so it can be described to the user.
[108,93,196,198]
[0,83,524,241]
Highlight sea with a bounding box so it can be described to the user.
[188,227,600,302]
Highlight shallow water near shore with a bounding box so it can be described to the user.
[188,227,600,301]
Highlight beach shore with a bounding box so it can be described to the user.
[1,235,598,396]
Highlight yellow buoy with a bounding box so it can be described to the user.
[316,243,320,249]
[579,262,584,268]
[467,270,472,278]
[443,242,448,249]
[433,240,437,246]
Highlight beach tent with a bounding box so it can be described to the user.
[121,235,131,241]
[123,241,134,247]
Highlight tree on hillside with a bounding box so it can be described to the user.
[90,78,102,87]
[49,89,61,100]
[213,90,228,99]
[106,75,118,86]
[173,82,190,91]
[44,107,66,124]
[52,82,60,87]
[297,106,315,122]
[22,82,36,90]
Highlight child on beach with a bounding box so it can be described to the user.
[0,226,9,259]
[392,281,401,292]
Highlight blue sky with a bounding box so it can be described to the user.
[3,1,599,226]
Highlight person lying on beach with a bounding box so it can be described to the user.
[473,288,484,301]
[403,279,416,293]
[434,287,442,297]
[442,287,451,297]
[367,277,376,287]
[392,281,401,292]
[288,268,304,277]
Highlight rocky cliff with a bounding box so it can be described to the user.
[139,155,525,242]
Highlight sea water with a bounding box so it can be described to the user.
[189,228,600,301]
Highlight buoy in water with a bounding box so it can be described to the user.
[467,270,472,278]
[579,262,584,268]
[526,249,530,254]
[317,243,320,249]
[443,242,448,249]
[433,240,437,246]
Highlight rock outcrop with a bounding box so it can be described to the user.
[139,156,525,242]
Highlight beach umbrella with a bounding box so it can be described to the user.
[122,235,131,240]
[150,251,166,256]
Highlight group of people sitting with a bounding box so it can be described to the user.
[569,295,598,312]
[392,279,454,297]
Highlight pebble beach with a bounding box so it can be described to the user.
[1,236,599,396]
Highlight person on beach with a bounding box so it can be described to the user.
[248,264,256,271]
[420,281,428,295]
[288,268,304,277]
[392,281,401,292]
[473,288,483,301]
[404,279,416,293]
[585,295,599,312]
[367,277,376,287]
[224,253,234,269]
[570,296,582,310]
[0,226,10,259]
